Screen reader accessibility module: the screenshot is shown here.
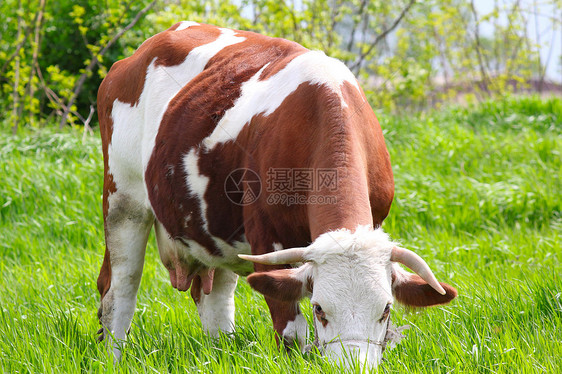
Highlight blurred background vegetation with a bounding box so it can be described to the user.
[1,0,561,133]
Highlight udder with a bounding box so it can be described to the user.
[165,256,215,294]
[154,221,216,294]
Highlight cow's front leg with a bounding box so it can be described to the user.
[190,267,238,336]
[265,297,309,351]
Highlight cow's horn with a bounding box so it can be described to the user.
[238,247,307,265]
[391,246,446,295]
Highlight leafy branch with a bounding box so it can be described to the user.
[58,0,158,129]
[349,0,416,74]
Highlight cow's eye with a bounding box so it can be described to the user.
[380,303,391,322]
[313,303,328,327]
[313,304,323,315]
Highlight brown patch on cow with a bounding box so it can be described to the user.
[101,174,116,219]
[97,50,115,324]
[96,248,112,298]
[98,79,116,222]
[247,269,305,303]
[393,274,458,307]
[258,46,308,80]
[97,70,116,316]
[96,246,112,326]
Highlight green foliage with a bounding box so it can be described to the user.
[0,0,560,129]
[0,0,156,129]
[0,97,560,372]
[365,0,548,112]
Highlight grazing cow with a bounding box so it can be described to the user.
[96,22,457,368]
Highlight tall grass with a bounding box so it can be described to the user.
[0,96,560,373]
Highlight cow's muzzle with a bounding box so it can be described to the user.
[313,320,410,369]
[321,339,385,368]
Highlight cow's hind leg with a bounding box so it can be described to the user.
[97,193,153,360]
[191,267,239,336]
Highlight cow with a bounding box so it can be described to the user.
[96,21,457,368]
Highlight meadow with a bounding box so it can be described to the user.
[0,96,560,373]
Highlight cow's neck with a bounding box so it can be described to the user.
[307,117,375,240]
[246,81,392,246]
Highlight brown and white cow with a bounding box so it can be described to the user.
[96,21,457,368]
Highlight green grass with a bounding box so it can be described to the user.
[0,96,560,373]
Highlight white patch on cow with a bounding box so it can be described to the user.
[183,213,192,228]
[175,21,199,31]
[182,148,252,266]
[202,50,361,150]
[272,242,283,252]
[108,102,147,206]
[196,268,239,336]
[181,238,252,274]
[282,312,309,350]
[182,149,210,233]
[212,237,252,267]
[181,150,252,264]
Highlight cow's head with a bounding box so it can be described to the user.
[240,226,457,369]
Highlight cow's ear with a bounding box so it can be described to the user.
[391,264,457,307]
[247,265,312,303]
